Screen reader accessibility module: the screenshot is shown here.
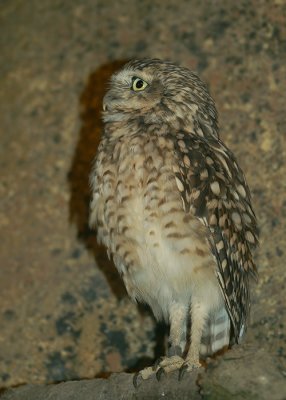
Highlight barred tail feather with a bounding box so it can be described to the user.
[200,307,230,357]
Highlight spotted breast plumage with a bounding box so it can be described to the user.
[89,59,258,383]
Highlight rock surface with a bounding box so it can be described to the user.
[1,345,285,399]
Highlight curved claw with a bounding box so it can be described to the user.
[152,356,164,371]
[133,372,142,388]
[178,363,188,381]
[156,367,166,381]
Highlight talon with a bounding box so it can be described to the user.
[133,372,142,388]
[178,363,188,381]
[153,356,164,371]
[156,367,166,381]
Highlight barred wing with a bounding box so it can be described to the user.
[173,132,258,341]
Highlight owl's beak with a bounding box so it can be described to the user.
[103,92,111,111]
[103,92,120,112]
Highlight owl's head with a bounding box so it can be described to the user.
[103,59,218,138]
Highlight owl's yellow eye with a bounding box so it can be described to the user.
[131,77,148,91]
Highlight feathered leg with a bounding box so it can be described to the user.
[182,301,208,372]
[133,302,187,385]
[168,302,188,356]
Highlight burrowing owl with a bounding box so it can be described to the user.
[89,59,258,384]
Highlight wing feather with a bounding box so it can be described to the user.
[174,132,258,342]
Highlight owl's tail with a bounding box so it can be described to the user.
[200,307,230,357]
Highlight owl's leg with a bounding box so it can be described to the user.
[150,303,188,377]
[178,300,208,377]
[155,301,207,377]
[168,302,187,356]
[133,302,187,386]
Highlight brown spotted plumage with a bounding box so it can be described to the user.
[89,59,258,383]
[173,132,258,342]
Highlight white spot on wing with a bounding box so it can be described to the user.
[245,230,255,244]
[210,181,220,196]
[231,212,242,227]
[216,240,224,251]
[237,184,247,198]
[175,176,184,192]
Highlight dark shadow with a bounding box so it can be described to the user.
[68,59,129,299]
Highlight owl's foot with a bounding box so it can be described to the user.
[133,355,201,387]
[133,366,155,387]
[155,355,184,375]
[178,358,201,380]
[156,355,201,380]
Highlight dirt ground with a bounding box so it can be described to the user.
[0,0,285,398]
